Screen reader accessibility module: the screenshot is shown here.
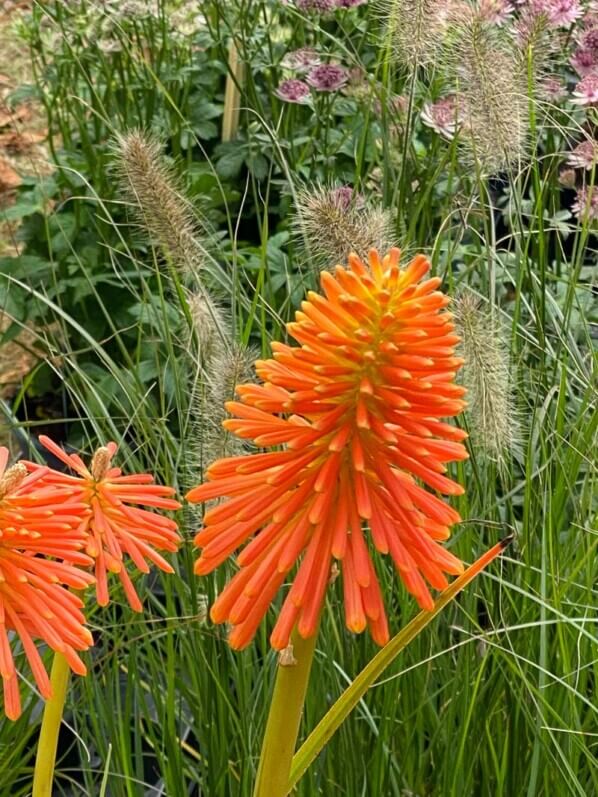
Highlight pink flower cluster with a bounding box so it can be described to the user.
[421,96,461,139]
[329,185,365,210]
[567,139,598,170]
[478,0,514,25]
[568,6,598,103]
[562,137,598,221]
[529,0,582,26]
[276,46,350,103]
[572,185,598,220]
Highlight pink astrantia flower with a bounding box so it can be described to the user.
[578,26,598,53]
[567,140,598,170]
[540,76,567,102]
[275,79,311,104]
[572,185,598,219]
[531,0,582,26]
[307,64,349,92]
[421,96,461,139]
[478,0,514,24]
[335,0,367,6]
[570,48,598,76]
[558,168,577,188]
[281,48,321,72]
[572,73,598,105]
[329,185,365,211]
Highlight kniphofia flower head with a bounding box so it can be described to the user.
[0,448,94,720]
[187,249,468,651]
[26,437,182,612]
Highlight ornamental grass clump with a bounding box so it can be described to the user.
[114,129,248,481]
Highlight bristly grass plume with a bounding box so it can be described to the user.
[380,0,448,69]
[186,293,257,482]
[113,129,209,280]
[444,6,530,174]
[113,131,248,485]
[454,292,519,466]
[293,184,395,272]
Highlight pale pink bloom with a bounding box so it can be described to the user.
[572,186,598,220]
[421,96,461,139]
[281,48,321,72]
[478,0,514,24]
[275,79,310,103]
[531,0,582,26]
[329,186,365,210]
[335,0,367,6]
[558,168,577,188]
[567,140,598,170]
[578,27,598,53]
[540,76,567,101]
[306,64,349,91]
[572,73,598,104]
[570,48,598,76]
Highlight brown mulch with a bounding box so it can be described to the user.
[0,0,51,399]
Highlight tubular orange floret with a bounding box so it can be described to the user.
[25,439,182,612]
[0,447,93,720]
[187,249,468,650]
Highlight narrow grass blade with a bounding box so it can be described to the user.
[288,537,513,790]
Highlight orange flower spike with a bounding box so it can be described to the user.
[0,448,94,720]
[187,249,469,651]
[26,437,182,612]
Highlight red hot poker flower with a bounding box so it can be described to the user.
[26,438,182,612]
[187,249,469,651]
[0,448,93,720]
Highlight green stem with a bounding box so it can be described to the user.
[288,537,513,791]
[253,627,318,797]
[32,652,70,797]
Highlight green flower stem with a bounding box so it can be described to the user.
[32,652,70,797]
[288,538,512,791]
[253,627,319,797]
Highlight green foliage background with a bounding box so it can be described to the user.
[0,1,596,795]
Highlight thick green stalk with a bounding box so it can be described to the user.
[32,653,70,797]
[253,627,318,797]
[288,538,513,791]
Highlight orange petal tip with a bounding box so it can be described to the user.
[185,486,204,502]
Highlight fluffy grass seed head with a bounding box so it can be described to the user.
[0,448,94,720]
[445,7,530,174]
[202,343,259,465]
[113,129,209,280]
[454,292,519,465]
[187,249,469,651]
[380,0,449,70]
[185,299,256,515]
[293,184,395,272]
